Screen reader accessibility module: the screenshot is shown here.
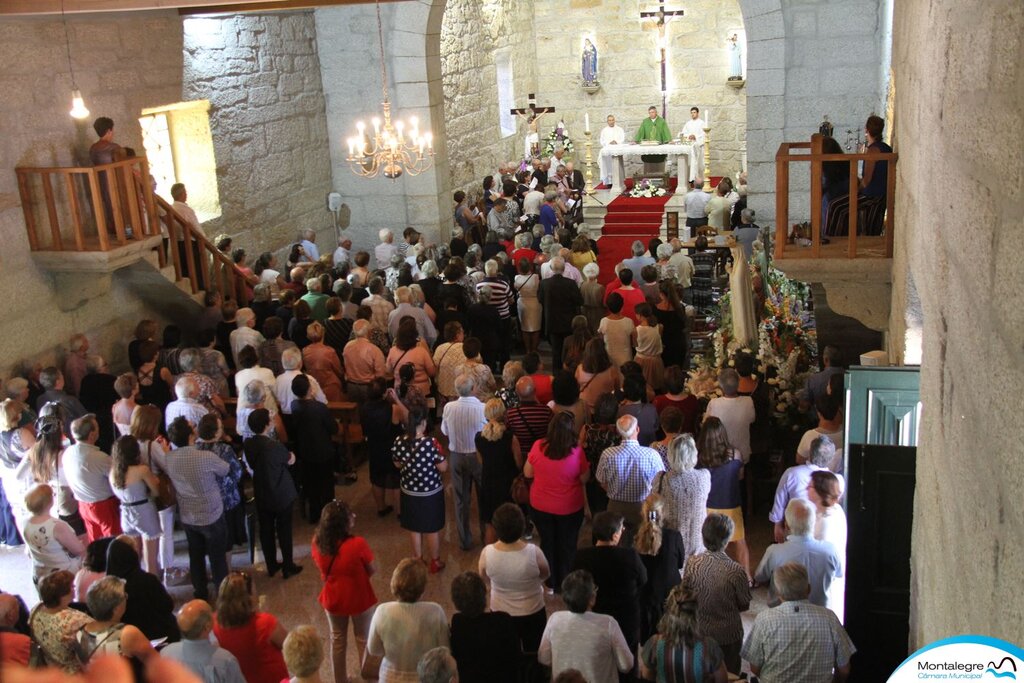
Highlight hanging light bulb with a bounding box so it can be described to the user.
[70,89,90,119]
[61,0,90,121]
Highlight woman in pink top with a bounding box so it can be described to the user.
[524,412,590,591]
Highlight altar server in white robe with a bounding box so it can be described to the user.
[599,114,626,185]
[680,106,706,184]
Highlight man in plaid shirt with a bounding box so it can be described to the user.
[742,562,855,683]
[596,414,665,545]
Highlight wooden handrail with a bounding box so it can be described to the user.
[15,156,248,306]
[774,134,898,260]
[152,193,251,306]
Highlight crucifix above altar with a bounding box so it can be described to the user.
[639,0,685,118]
[511,93,556,160]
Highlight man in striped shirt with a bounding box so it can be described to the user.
[477,259,515,370]
[505,376,553,454]
[441,374,487,550]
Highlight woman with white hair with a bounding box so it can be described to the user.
[650,434,710,564]
[408,284,436,323]
[580,263,605,334]
[237,380,288,442]
[622,240,655,275]
[511,232,538,266]
[734,208,761,260]
[417,259,442,312]
[654,243,677,282]
[385,253,405,292]
[78,576,156,668]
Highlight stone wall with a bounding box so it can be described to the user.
[440,0,537,196]
[891,0,1024,649]
[744,0,890,225]
[0,12,185,376]
[528,0,745,181]
[182,12,333,253]
[315,2,450,250]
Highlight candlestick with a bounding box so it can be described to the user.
[584,129,594,195]
[702,125,713,193]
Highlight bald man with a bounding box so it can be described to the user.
[0,594,31,665]
[504,376,553,454]
[595,415,665,545]
[162,600,246,683]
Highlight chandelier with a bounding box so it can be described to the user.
[345,0,434,179]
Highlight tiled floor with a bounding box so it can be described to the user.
[0,457,774,680]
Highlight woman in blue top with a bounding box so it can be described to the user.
[696,417,750,584]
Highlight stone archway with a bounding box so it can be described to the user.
[422,0,786,227]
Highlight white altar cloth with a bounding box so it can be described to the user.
[600,143,693,195]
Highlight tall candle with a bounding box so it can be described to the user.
[706,109,710,127]
[585,113,590,132]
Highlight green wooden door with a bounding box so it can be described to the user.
[843,366,920,681]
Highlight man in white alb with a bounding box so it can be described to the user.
[598,115,625,186]
[680,107,706,185]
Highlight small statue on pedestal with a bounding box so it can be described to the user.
[728,34,744,81]
[582,39,599,86]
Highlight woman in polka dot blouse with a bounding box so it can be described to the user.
[391,406,449,573]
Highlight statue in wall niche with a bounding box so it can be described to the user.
[581,38,599,86]
[728,33,743,80]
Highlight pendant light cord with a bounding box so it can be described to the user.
[375,0,389,105]
[61,0,78,89]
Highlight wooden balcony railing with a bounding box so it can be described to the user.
[16,157,161,252]
[774,134,898,260]
[16,156,249,306]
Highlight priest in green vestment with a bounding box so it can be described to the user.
[635,106,673,143]
[635,106,672,163]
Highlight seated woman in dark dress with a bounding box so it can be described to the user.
[858,114,893,235]
[821,136,851,237]
[449,572,520,683]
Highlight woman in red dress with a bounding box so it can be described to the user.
[312,499,379,683]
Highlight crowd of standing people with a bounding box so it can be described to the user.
[0,157,855,682]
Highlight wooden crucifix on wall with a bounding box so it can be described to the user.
[511,93,556,159]
[640,0,685,118]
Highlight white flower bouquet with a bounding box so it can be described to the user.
[627,179,667,198]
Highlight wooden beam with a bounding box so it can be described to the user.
[0,0,400,16]
[181,0,403,15]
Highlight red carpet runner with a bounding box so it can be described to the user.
[595,179,675,285]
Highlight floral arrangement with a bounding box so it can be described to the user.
[627,179,667,198]
[542,124,574,156]
[686,261,818,432]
